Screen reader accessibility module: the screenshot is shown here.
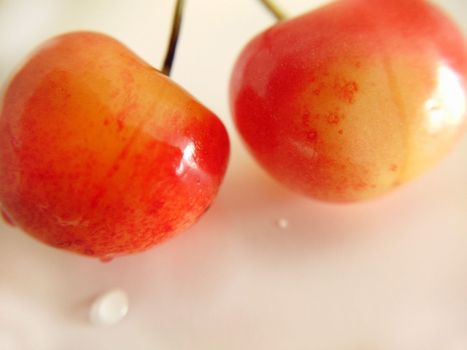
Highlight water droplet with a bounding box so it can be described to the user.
[89,289,129,326]
[99,256,114,263]
[276,218,289,230]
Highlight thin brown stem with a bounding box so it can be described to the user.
[258,0,287,21]
[161,0,186,76]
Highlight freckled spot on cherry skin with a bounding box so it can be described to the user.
[390,164,398,172]
[326,112,341,125]
[353,181,368,190]
[114,104,138,132]
[144,140,160,151]
[333,78,358,103]
[90,186,107,209]
[121,69,135,85]
[301,111,311,127]
[111,163,120,172]
[56,240,73,248]
[338,129,344,135]
[84,247,96,256]
[146,200,163,216]
[306,130,318,142]
[103,119,110,126]
[311,82,325,96]
[73,239,85,246]
[117,119,124,131]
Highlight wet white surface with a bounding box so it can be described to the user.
[0,0,466,349]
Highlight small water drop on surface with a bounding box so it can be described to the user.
[276,218,289,230]
[89,289,129,326]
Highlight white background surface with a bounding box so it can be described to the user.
[0,0,467,349]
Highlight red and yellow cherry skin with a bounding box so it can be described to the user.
[0,32,229,259]
[231,0,467,202]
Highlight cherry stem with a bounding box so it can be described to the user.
[161,0,186,76]
[258,0,287,21]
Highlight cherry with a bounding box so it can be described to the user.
[0,1,229,259]
[231,0,467,202]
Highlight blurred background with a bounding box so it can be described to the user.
[0,0,467,349]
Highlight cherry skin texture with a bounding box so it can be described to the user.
[231,0,467,202]
[0,32,229,259]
